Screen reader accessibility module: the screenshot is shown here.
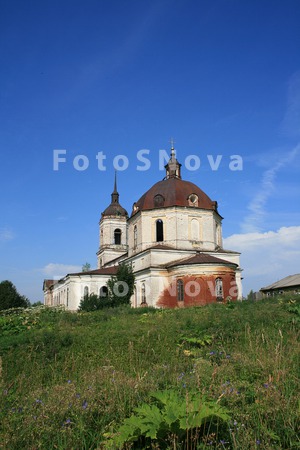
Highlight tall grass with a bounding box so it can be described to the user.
[0,297,299,449]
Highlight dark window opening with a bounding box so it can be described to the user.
[156,219,164,242]
[141,283,146,304]
[114,228,121,245]
[216,278,223,301]
[177,279,184,302]
[100,286,108,298]
[133,225,137,249]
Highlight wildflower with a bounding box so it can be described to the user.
[256,440,261,445]
[263,383,269,388]
[183,349,192,356]
[209,351,216,355]
[35,399,42,404]
[178,372,185,379]
[67,380,71,384]
[82,400,88,409]
[233,420,238,426]
[65,418,71,424]
[226,354,231,359]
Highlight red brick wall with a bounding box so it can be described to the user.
[157,271,238,308]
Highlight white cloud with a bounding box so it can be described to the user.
[224,226,300,295]
[40,263,82,279]
[241,144,300,233]
[0,227,15,242]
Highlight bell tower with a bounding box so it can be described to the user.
[97,173,128,268]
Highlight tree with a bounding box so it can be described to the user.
[31,301,43,307]
[82,262,91,272]
[247,290,255,301]
[0,280,30,311]
[107,263,135,307]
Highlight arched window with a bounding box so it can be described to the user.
[84,286,89,298]
[191,219,199,241]
[188,193,199,207]
[177,279,184,302]
[215,278,223,301]
[133,225,137,249]
[156,219,164,242]
[141,283,146,304]
[99,286,108,298]
[114,228,121,245]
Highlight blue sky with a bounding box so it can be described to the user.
[1,0,300,301]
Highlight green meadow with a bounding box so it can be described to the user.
[0,296,299,449]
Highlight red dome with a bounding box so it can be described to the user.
[131,177,218,216]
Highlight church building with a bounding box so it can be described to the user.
[43,146,242,310]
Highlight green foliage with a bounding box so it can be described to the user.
[0,280,30,311]
[0,305,66,336]
[82,262,91,272]
[78,293,110,312]
[106,262,135,307]
[31,301,43,307]
[105,389,230,449]
[0,295,299,449]
[78,264,135,312]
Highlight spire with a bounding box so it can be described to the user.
[101,172,128,217]
[111,171,119,203]
[113,170,117,193]
[165,139,182,179]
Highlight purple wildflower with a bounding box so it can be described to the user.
[82,400,88,409]
[256,440,261,445]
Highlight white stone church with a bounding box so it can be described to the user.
[43,146,242,310]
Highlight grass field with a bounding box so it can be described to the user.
[0,296,299,449]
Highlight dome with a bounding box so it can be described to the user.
[131,177,218,216]
[101,173,128,218]
[102,203,128,217]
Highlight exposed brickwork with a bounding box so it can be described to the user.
[157,271,238,308]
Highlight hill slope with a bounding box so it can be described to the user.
[0,297,299,449]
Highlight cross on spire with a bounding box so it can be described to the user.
[170,137,176,150]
